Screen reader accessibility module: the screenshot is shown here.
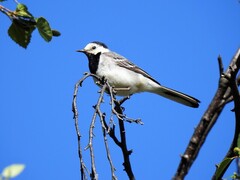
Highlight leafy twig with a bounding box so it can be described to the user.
[0,2,60,48]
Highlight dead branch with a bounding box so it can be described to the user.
[85,83,108,180]
[72,73,93,180]
[114,100,135,180]
[72,73,138,180]
[100,113,117,180]
[173,48,240,180]
[212,56,240,179]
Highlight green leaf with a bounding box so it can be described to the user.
[36,17,53,42]
[0,0,7,2]
[231,172,240,179]
[16,3,28,11]
[234,147,240,156]
[52,29,61,37]
[2,164,25,178]
[15,3,33,18]
[8,20,35,48]
[215,157,235,179]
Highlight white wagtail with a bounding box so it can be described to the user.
[77,41,200,108]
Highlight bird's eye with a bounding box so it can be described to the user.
[92,46,96,50]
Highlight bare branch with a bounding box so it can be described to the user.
[104,120,121,147]
[98,113,117,180]
[72,72,105,180]
[113,100,135,180]
[0,5,14,19]
[218,55,224,76]
[103,81,136,179]
[224,75,240,104]
[14,0,20,4]
[105,81,143,125]
[73,73,138,179]
[72,73,92,180]
[173,48,240,180]
[237,158,240,176]
[212,59,240,179]
[85,82,109,180]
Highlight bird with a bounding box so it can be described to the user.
[76,41,200,108]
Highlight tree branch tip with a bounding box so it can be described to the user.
[121,106,126,112]
[125,118,143,125]
[137,119,144,125]
[119,96,131,105]
[217,55,224,76]
[84,145,90,151]
[128,149,133,155]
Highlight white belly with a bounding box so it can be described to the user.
[95,61,159,96]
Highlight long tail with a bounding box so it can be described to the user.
[154,85,200,108]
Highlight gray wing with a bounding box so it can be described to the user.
[103,51,161,85]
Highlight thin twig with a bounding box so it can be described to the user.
[72,73,93,180]
[237,158,240,176]
[104,120,121,147]
[105,81,143,125]
[173,48,240,180]
[73,72,139,179]
[114,100,135,180]
[72,72,104,179]
[98,81,136,179]
[98,112,117,180]
[223,75,240,104]
[85,83,108,180]
[0,5,13,18]
[14,0,20,4]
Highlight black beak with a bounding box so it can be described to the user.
[76,49,84,53]
[76,49,85,53]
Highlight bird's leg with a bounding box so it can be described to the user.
[112,87,131,92]
[95,76,106,86]
[95,78,104,89]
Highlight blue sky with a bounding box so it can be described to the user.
[1,0,240,179]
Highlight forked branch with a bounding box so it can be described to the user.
[173,49,240,180]
[72,73,139,180]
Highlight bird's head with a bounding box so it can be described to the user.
[77,41,110,55]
